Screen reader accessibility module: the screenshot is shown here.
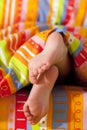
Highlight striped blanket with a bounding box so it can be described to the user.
[0,0,87,129]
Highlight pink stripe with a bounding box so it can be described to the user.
[25,30,30,40]
[20,0,28,21]
[18,22,24,31]
[82,90,87,130]
[31,35,45,49]
[8,95,16,130]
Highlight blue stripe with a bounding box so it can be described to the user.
[36,22,49,31]
[83,15,87,27]
[37,0,50,22]
[55,27,66,34]
[7,68,23,90]
[61,0,68,23]
[52,86,68,130]
[27,121,32,130]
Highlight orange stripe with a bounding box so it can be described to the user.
[74,0,87,26]
[6,38,15,56]
[14,0,19,24]
[25,42,40,55]
[80,27,87,38]
[0,68,6,76]
[29,26,40,37]
[14,52,28,67]
[24,21,36,29]
[0,31,3,39]
[26,0,38,22]
[66,86,83,130]
[47,94,53,130]
[6,74,16,94]
[0,97,9,129]
[47,0,53,23]
[37,29,53,41]
[8,0,12,26]
[19,47,33,59]
[2,0,6,28]
[67,89,72,130]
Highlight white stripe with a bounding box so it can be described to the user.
[17,50,30,62]
[17,101,25,103]
[4,0,10,27]
[8,35,15,53]
[25,30,30,40]
[40,115,47,130]
[21,0,28,21]
[0,48,8,66]
[14,33,19,50]
[7,26,11,35]
[21,46,35,57]
[51,0,60,24]
[17,109,24,112]
[16,128,25,130]
[8,95,16,130]
[17,118,25,121]
[10,0,16,24]
[18,22,24,31]
[32,35,45,49]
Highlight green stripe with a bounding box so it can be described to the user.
[9,57,29,85]
[55,0,65,24]
[68,38,80,54]
[0,40,12,66]
[32,123,40,130]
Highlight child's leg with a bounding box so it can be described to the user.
[29,32,72,84]
[23,65,58,124]
[0,29,53,97]
[23,31,72,124]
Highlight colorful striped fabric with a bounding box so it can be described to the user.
[0,0,87,29]
[0,0,87,129]
[0,85,87,130]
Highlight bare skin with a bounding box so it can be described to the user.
[23,32,72,124]
[29,32,71,84]
[23,65,58,124]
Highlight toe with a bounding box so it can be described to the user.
[29,71,38,84]
[37,63,49,75]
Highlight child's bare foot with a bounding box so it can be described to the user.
[23,66,58,125]
[29,32,66,84]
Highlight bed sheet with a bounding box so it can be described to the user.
[0,85,87,130]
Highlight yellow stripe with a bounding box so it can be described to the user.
[67,87,83,130]
[47,94,53,130]
[74,0,87,26]
[32,123,40,130]
[47,0,53,23]
[0,97,9,129]
[80,27,87,38]
[0,0,5,28]
[26,0,38,22]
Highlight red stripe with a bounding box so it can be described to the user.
[0,78,11,97]
[28,38,43,52]
[63,0,75,25]
[15,90,28,129]
[75,47,87,67]
[0,70,4,81]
